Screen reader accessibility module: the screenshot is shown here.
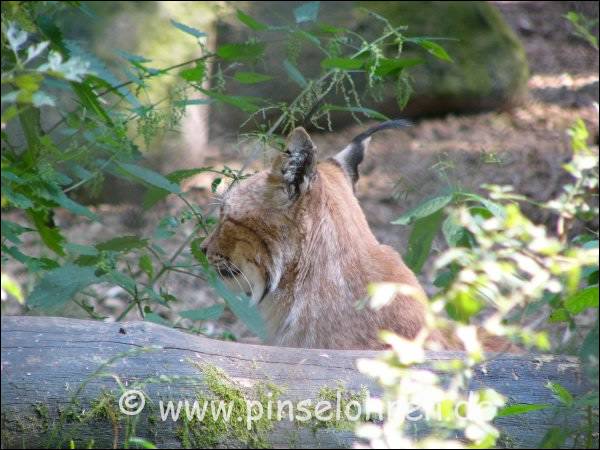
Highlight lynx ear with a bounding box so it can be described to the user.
[333,136,371,185]
[271,127,317,200]
[334,119,412,185]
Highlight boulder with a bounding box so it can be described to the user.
[210,1,529,135]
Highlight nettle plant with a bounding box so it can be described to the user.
[1,2,451,338]
[358,120,599,448]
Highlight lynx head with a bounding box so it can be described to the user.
[200,121,410,306]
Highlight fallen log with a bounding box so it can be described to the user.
[0,316,588,448]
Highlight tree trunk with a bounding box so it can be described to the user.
[0,316,587,448]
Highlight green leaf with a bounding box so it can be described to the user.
[105,270,137,293]
[139,254,154,278]
[27,264,99,312]
[198,88,263,113]
[71,82,113,126]
[96,235,148,252]
[392,194,454,226]
[115,49,152,64]
[1,272,24,303]
[294,1,320,23]
[180,64,205,82]
[433,269,455,289]
[233,71,273,84]
[67,42,141,108]
[283,59,307,88]
[539,427,568,449]
[323,105,389,121]
[190,237,209,269]
[236,9,268,31]
[212,277,266,340]
[564,11,599,50]
[126,437,157,449]
[4,246,59,272]
[171,20,206,38]
[564,285,599,314]
[217,42,265,61]
[320,57,363,70]
[142,167,213,209]
[1,220,33,245]
[409,38,453,62]
[459,192,505,218]
[318,23,345,34]
[297,30,321,48]
[116,162,181,194]
[53,190,98,221]
[371,57,423,77]
[19,106,42,165]
[497,403,551,417]
[404,209,444,273]
[580,318,599,363]
[180,305,225,321]
[446,289,483,323]
[2,186,34,209]
[27,209,66,256]
[14,73,43,93]
[441,213,475,248]
[153,216,179,240]
[546,382,574,406]
[396,72,412,110]
[167,167,216,184]
[145,312,171,326]
[442,215,466,247]
[141,287,169,306]
[549,307,570,323]
[173,99,212,107]
[32,255,62,272]
[64,243,99,256]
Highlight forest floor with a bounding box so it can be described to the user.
[2,1,598,344]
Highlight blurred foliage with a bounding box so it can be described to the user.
[361,119,599,448]
[565,10,599,50]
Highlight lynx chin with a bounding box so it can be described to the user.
[201,121,505,350]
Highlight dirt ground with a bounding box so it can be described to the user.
[2,2,599,342]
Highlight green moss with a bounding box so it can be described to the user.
[1,404,61,448]
[88,391,120,424]
[3,370,373,449]
[497,432,519,449]
[43,391,129,448]
[177,363,283,449]
[303,382,370,433]
[33,404,50,431]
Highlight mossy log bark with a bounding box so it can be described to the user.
[1,316,586,449]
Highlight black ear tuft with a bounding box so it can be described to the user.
[333,119,412,186]
[333,139,368,185]
[273,127,317,200]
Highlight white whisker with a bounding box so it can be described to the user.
[227,260,256,301]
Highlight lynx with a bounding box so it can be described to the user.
[202,121,511,351]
